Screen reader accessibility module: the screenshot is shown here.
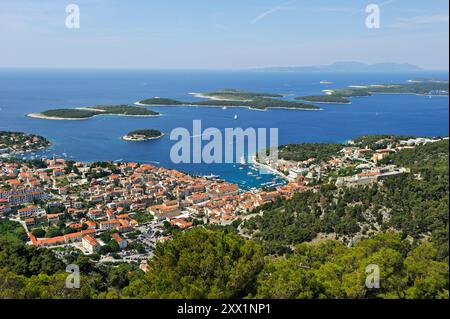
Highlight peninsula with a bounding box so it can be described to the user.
[138,89,321,111]
[28,105,160,120]
[122,129,164,141]
[0,131,50,155]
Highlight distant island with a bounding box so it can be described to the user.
[407,78,449,84]
[28,105,160,120]
[295,80,449,104]
[297,95,351,104]
[138,89,321,111]
[122,129,164,141]
[253,61,423,73]
[0,131,50,155]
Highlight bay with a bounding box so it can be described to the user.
[0,69,448,188]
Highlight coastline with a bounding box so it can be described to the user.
[298,100,352,105]
[369,92,449,97]
[136,101,321,112]
[0,139,52,158]
[305,92,449,107]
[27,111,161,121]
[188,92,252,102]
[27,113,88,121]
[134,101,153,107]
[264,106,322,111]
[249,156,294,182]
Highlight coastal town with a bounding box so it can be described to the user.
[0,152,315,268]
[0,132,446,269]
[255,136,447,187]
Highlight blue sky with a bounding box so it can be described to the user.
[0,0,448,69]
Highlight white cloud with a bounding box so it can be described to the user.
[390,14,449,29]
[251,0,297,24]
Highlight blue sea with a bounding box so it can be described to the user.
[0,69,448,189]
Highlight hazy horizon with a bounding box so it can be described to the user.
[0,63,448,72]
[1,0,448,70]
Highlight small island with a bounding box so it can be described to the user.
[28,105,160,120]
[0,131,50,155]
[138,89,321,111]
[296,95,351,104]
[122,129,164,141]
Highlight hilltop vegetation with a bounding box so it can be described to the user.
[244,139,449,257]
[0,223,447,299]
[256,233,448,299]
[277,143,344,163]
[266,134,418,164]
[352,135,414,149]
[122,228,265,299]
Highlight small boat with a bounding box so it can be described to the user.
[234,114,238,120]
[222,106,227,110]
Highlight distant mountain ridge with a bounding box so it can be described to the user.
[255,61,423,72]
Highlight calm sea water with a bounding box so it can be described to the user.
[0,69,448,188]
